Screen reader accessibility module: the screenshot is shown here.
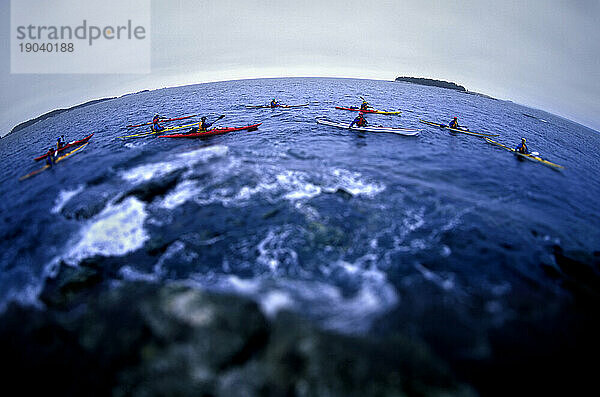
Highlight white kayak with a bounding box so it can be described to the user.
[316,118,420,136]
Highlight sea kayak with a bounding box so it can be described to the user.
[126,114,197,128]
[118,122,199,139]
[315,118,419,136]
[158,123,262,138]
[484,138,564,170]
[34,133,94,161]
[335,106,402,115]
[20,143,90,181]
[419,119,499,137]
[245,104,308,109]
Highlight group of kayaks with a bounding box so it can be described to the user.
[416,119,564,169]
[20,96,564,181]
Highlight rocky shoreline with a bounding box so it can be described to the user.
[1,258,475,397]
[1,245,599,396]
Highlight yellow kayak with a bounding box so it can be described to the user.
[118,122,198,139]
[20,143,90,181]
[485,138,564,170]
[419,119,499,137]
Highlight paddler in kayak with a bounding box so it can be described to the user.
[349,112,368,128]
[57,135,67,149]
[448,117,461,129]
[515,138,529,154]
[187,116,214,134]
[198,116,213,132]
[270,99,280,108]
[45,147,57,167]
[151,114,165,132]
[360,100,371,111]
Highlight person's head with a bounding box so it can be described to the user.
[358,111,364,116]
[521,137,526,143]
[453,117,457,120]
[201,116,206,121]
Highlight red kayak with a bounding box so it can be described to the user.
[158,123,262,138]
[126,114,197,128]
[34,133,94,161]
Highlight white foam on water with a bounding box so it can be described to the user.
[327,168,386,197]
[225,275,261,294]
[51,185,85,214]
[414,262,455,291]
[120,145,229,185]
[158,164,385,210]
[63,197,149,264]
[277,171,322,200]
[119,265,159,282]
[161,180,204,210]
[148,240,191,279]
[256,227,298,272]
[184,253,398,333]
[278,168,385,201]
[258,290,295,317]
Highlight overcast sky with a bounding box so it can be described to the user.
[1,0,599,136]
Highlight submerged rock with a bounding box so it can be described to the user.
[0,281,475,397]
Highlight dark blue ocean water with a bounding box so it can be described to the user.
[1,77,599,336]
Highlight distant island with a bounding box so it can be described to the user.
[395,77,467,92]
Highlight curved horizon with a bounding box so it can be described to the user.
[5,75,598,138]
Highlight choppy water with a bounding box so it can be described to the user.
[1,77,599,336]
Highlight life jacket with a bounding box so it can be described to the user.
[356,116,367,127]
[449,119,458,128]
[360,102,369,110]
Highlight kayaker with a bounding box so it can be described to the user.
[187,116,213,134]
[46,147,56,167]
[270,99,279,108]
[360,100,370,111]
[198,116,213,132]
[350,112,368,128]
[448,117,460,129]
[151,114,165,132]
[515,138,529,154]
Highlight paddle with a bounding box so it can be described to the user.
[210,114,225,129]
